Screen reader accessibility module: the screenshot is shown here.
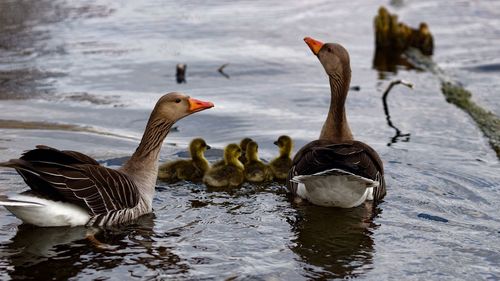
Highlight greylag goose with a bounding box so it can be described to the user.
[286,37,386,207]
[270,135,293,181]
[158,138,211,183]
[244,141,272,183]
[0,92,214,227]
[203,143,244,188]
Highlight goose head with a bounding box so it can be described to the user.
[245,141,260,162]
[153,92,214,122]
[239,138,253,153]
[304,37,351,81]
[189,138,211,158]
[224,143,243,168]
[274,135,293,157]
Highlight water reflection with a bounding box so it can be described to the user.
[372,48,415,79]
[4,214,188,280]
[289,203,379,279]
[382,80,413,146]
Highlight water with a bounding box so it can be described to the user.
[1,0,499,280]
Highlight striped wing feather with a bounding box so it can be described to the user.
[287,140,386,203]
[1,146,139,215]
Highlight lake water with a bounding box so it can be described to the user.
[0,0,499,280]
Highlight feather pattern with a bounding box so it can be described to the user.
[287,140,386,204]
[0,146,141,226]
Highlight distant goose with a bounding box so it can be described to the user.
[287,37,386,208]
[158,138,211,183]
[0,92,214,227]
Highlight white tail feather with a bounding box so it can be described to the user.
[0,195,45,207]
[0,194,90,227]
[291,168,379,187]
[291,168,378,208]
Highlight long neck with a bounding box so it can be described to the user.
[121,114,173,196]
[319,72,353,142]
[131,117,173,163]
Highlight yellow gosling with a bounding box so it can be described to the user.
[212,137,253,168]
[158,138,210,183]
[203,143,244,188]
[244,141,272,183]
[270,135,293,181]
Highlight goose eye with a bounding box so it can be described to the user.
[328,47,333,53]
[175,98,181,103]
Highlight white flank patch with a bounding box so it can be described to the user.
[1,194,90,227]
[291,168,378,208]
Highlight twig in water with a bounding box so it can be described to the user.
[176,64,187,83]
[382,79,414,146]
[218,63,230,79]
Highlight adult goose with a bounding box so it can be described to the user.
[0,92,213,227]
[286,37,386,208]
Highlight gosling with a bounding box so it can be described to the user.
[212,137,253,168]
[203,143,244,188]
[269,135,293,181]
[244,141,272,183]
[158,138,210,183]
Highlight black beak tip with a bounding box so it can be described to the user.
[273,141,278,146]
[206,145,211,150]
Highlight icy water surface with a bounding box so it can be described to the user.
[0,0,499,280]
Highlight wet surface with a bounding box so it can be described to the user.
[0,0,499,280]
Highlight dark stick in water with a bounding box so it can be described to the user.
[382,79,414,146]
[176,64,187,83]
[218,63,230,79]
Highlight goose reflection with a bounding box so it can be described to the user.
[289,202,381,279]
[4,214,187,280]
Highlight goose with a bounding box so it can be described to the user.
[0,92,214,227]
[244,140,272,183]
[270,135,293,181]
[203,143,244,188]
[287,37,386,208]
[158,138,211,183]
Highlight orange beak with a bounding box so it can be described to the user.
[188,97,214,113]
[304,37,324,55]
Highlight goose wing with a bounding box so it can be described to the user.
[287,140,386,202]
[0,146,139,215]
